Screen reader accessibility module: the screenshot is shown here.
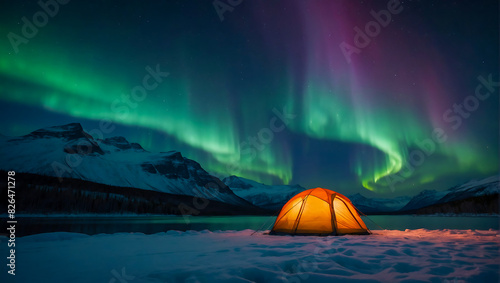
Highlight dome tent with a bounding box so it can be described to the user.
[270,188,370,235]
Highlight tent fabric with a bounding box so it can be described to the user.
[270,188,370,236]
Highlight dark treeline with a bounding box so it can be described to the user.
[415,194,499,215]
[0,170,268,215]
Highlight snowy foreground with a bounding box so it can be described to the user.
[1,229,499,283]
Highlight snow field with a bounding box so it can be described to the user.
[1,229,498,282]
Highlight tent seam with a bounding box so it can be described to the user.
[292,191,313,234]
[337,197,365,230]
[273,197,307,228]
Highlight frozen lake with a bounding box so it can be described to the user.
[11,215,500,236]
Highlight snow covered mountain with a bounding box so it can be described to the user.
[222,175,411,214]
[400,175,499,212]
[222,175,305,211]
[0,123,251,207]
[398,190,449,211]
[439,175,499,203]
[345,176,498,214]
[347,193,411,214]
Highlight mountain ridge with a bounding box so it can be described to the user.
[1,123,497,215]
[222,175,305,211]
[400,175,499,212]
[0,123,252,208]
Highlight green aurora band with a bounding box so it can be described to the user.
[0,0,497,193]
[0,42,294,185]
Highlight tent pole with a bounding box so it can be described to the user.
[353,206,384,232]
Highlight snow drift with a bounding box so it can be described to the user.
[1,229,498,282]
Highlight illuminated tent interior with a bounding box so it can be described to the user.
[270,188,370,235]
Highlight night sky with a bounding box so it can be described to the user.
[0,0,498,197]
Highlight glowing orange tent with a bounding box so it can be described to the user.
[270,188,370,235]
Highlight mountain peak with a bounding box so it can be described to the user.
[223,175,260,189]
[37,122,83,133]
[25,123,90,140]
[348,193,367,200]
[224,175,240,182]
[222,175,305,210]
[101,136,145,151]
[104,136,128,143]
[0,123,251,207]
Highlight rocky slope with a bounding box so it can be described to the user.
[0,123,252,208]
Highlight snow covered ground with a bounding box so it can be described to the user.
[1,229,498,282]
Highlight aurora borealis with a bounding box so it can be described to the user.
[0,0,498,196]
